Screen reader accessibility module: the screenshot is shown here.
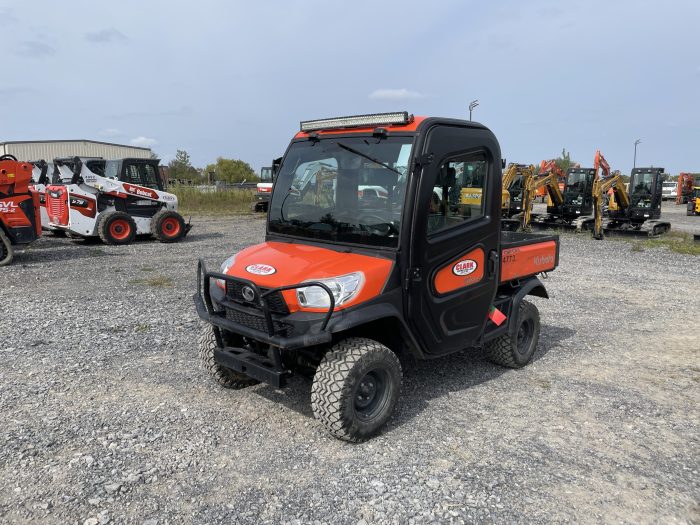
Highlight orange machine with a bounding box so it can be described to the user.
[676,173,696,204]
[0,154,42,265]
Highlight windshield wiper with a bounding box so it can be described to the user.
[335,141,402,177]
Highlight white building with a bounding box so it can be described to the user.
[0,140,153,161]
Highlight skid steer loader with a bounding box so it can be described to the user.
[44,156,191,245]
[0,154,42,266]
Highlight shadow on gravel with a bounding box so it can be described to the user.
[184,232,225,241]
[252,323,577,426]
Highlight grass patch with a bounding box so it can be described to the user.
[140,267,155,272]
[168,185,256,215]
[128,276,174,287]
[627,232,700,256]
[135,323,150,333]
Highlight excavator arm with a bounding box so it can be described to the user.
[521,167,564,230]
[592,150,629,239]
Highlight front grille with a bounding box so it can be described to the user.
[226,282,290,314]
[225,308,295,337]
[46,189,68,225]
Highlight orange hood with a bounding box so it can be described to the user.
[224,241,393,311]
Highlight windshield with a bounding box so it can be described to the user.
[631,173,653,195]
[268,136,413,247]
[563,171,590,204]
[260,167,273,182]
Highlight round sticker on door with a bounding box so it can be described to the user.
[245,264,276,275]
[453,259,477,276]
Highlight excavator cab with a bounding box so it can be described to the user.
[549,168,594,220]
[627,167,663,224]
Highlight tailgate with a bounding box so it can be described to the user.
[500,231,559,283]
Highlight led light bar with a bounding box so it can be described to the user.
[300,112,413,132]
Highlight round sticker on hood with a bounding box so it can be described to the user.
[245,264,276,276]
[453,259,477,276]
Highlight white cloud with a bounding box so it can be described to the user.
[130,136,157,147]
[98,128,121,137]
[369,88,425,101]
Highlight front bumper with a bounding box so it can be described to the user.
[194,259,335,349]
[194,259,336,387]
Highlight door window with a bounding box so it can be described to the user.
[428,156,487,234]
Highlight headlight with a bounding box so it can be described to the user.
[296,272,364,309]
[216,255,237,288]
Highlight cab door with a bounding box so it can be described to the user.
[406,124,502,356]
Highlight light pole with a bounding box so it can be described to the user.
[633,139,641,168]
[469,100,479,121]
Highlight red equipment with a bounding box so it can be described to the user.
[0,154,42,265]
[676,173,695,204]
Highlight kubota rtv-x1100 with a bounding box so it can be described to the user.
[195,112,560,441]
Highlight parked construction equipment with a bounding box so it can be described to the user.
[520,160,564,231]
[195,111,559,442]
[44,157,190,244]
[687,187,700,216]
[0,154,41,266]
[676,173,696,204]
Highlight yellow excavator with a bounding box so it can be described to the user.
[460,162,532,220]
[592,150,630,240]
[520,160,565,231]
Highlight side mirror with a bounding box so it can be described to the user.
[501,158,506,169]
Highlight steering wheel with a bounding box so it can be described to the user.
[358,214,399,236]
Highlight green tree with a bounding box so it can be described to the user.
[555,148,577,172]
[168,149,199,181]
[204,157,258,184]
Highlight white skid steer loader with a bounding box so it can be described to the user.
[44,156,190,245]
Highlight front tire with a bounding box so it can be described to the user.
[97,211,137,245]
[152,209,187,243]
[0,229,14,266]
[484,300,540,368]
[311,338,402,442]
[198,325,259,389]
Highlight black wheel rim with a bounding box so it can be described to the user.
[516,318,534,355]
[353,369,390,421]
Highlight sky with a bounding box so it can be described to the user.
[0,0,698,174]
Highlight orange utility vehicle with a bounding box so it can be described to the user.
[1,154,42,266]
[195,112,559,441]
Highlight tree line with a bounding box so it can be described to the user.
[166,150,259,184]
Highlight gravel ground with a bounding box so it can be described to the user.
[1,215,698,525]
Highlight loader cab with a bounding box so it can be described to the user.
[550,168,594,219]
[506,171,525,217]
[628,167,663,222]
[260,166,274,183]
[113,159,164,191]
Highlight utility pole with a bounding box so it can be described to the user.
[633,139,641,168]
[469,100,479,121]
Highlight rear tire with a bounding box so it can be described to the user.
[198,325,259,389]
[0,229,14,266]
[152,209,187,243]
[484,300,540,368]
[97,211,136,245]
[311,337,402,442]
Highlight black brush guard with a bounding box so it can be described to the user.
[194,259,335,387]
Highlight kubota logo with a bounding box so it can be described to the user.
[245,264,276,275]
[453,259,477,276]
[0,201,18,213]
[534,255,554,266]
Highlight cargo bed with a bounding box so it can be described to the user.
[499,231,559,283]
